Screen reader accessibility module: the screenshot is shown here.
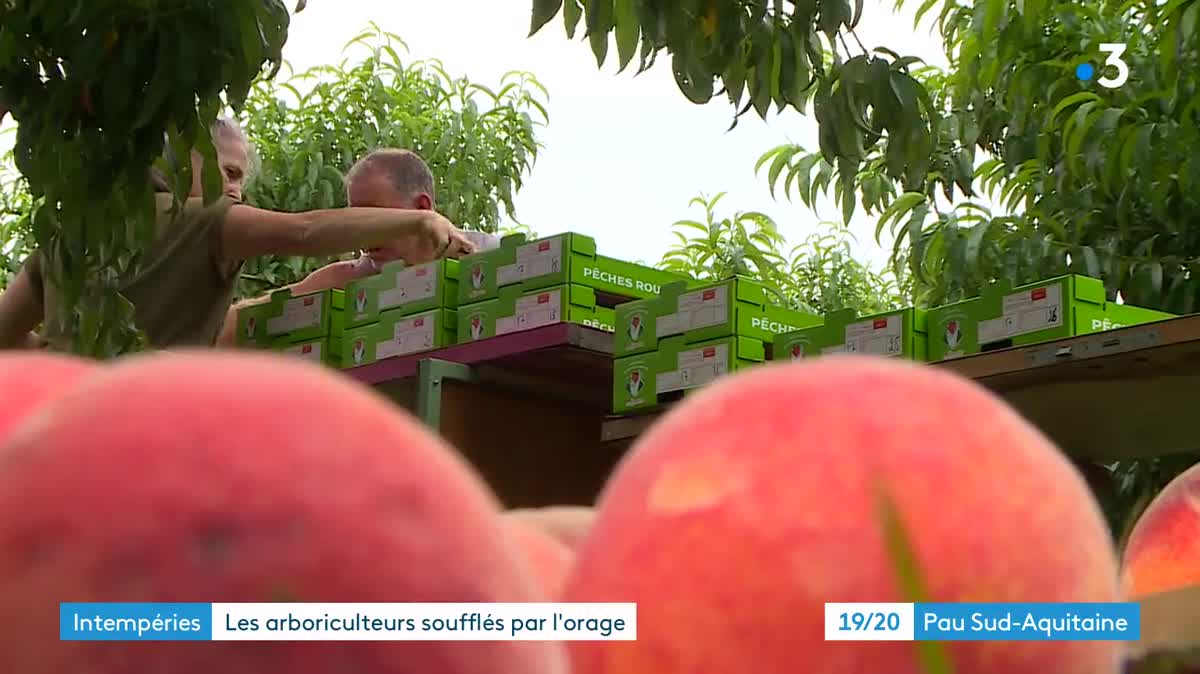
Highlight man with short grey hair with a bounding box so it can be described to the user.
[215,148,498,347]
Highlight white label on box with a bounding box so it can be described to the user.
[657,344,728,393]
[656,286,727,337]
[378,314,437,358]
[977,284,1063,344]
[266,295,323,335]
[843,315,904,356]
[283,341,323,362]
[496,238,562,285]
[822,344,847,354]
[496,289,562,336]
[377,263,439,309]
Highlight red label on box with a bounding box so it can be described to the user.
[414,318,424,327]
[538,241,551,251]
[538,294,550,303]
[703,347,716,358]
[1031,287,1047,301]
[301,344,312,354]
[303,297,315,306]
[873,318,888,329]
[416,268,428,276]
[702,289,716,300]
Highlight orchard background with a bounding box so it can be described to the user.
[1,1,1199,569]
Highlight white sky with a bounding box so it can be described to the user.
[3,0,955,270]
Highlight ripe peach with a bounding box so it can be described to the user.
[504,506,595,551]
[0,351,566,674]
[1121,461,1200,597]
[565,356,1121,674]
[0,352,96,441]
[504,518,573,600]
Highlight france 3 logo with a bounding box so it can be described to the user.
[1076,44,1129,89]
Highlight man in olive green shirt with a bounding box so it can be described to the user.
[215,148,499,347]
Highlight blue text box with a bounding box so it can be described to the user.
[60,603,213,641]
[914,602,1140,641]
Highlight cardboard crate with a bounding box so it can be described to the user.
[612,335,765,414]
[269,336,341,367]
[613,276,822,358]
[774,307,928,361]
[457,232,689,305]
[235,288,344,348]
[342,258,459,327]
[458,284,614,343]
[927,274,1174,361]
[339,308,457,368]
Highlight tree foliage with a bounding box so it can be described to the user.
[0,0,294,356]
[659,192,906,315]
[230,26,548,299]
[757,0,1200,315]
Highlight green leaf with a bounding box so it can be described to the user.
[530,0,563,36]
[586,0,613,66]
[1049,91,1101,126]
[563,0,583,38]
[613,0,639,72]
[876,192,926,244]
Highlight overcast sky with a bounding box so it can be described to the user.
[2,0,954,269]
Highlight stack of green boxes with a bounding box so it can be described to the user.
[924,274,1174,361]
[338,259,461,368]
[234,288,345,366]
[773,307,928,362]
[453,232,691,343]
[764,273,1174,365]
[611,276,822,413]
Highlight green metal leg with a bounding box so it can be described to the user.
[415,359,477,430]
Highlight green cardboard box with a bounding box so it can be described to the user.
[235,288,345,347]
[774,307,928,362]
[339,308,457,368]
[457,232,689,305]
[927,274,1175,361]
[614,276,822,358]
[343,258,459,327]
[612,335,765,414]
[457,283,615,343]
[270,336,341,367]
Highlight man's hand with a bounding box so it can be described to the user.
[367,213,476,265]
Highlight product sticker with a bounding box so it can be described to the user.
[377,263,439,310]
[977,284,1063,344]
[656,344,727,393]
[496,238,563,285]
[267,295,323,335]
[656,286,727,337]
[497,290,562,335]
[842,315,904,356]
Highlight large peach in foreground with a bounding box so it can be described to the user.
[0,351,566,674]
[564,356,1121,674]
[1121,461,1200,598]
[0,351,96,440]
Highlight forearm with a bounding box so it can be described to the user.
[288,209,431,257]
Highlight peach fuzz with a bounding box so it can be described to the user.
[504,517,574,600]
[0,351,96,440]
[0,351,566,674]
[564,355,1121,674]
[1121,461,1200,598]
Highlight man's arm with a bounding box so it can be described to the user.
[0,267,44,350]
[213,257,379,348]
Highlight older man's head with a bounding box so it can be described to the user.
[346,148,436,211]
